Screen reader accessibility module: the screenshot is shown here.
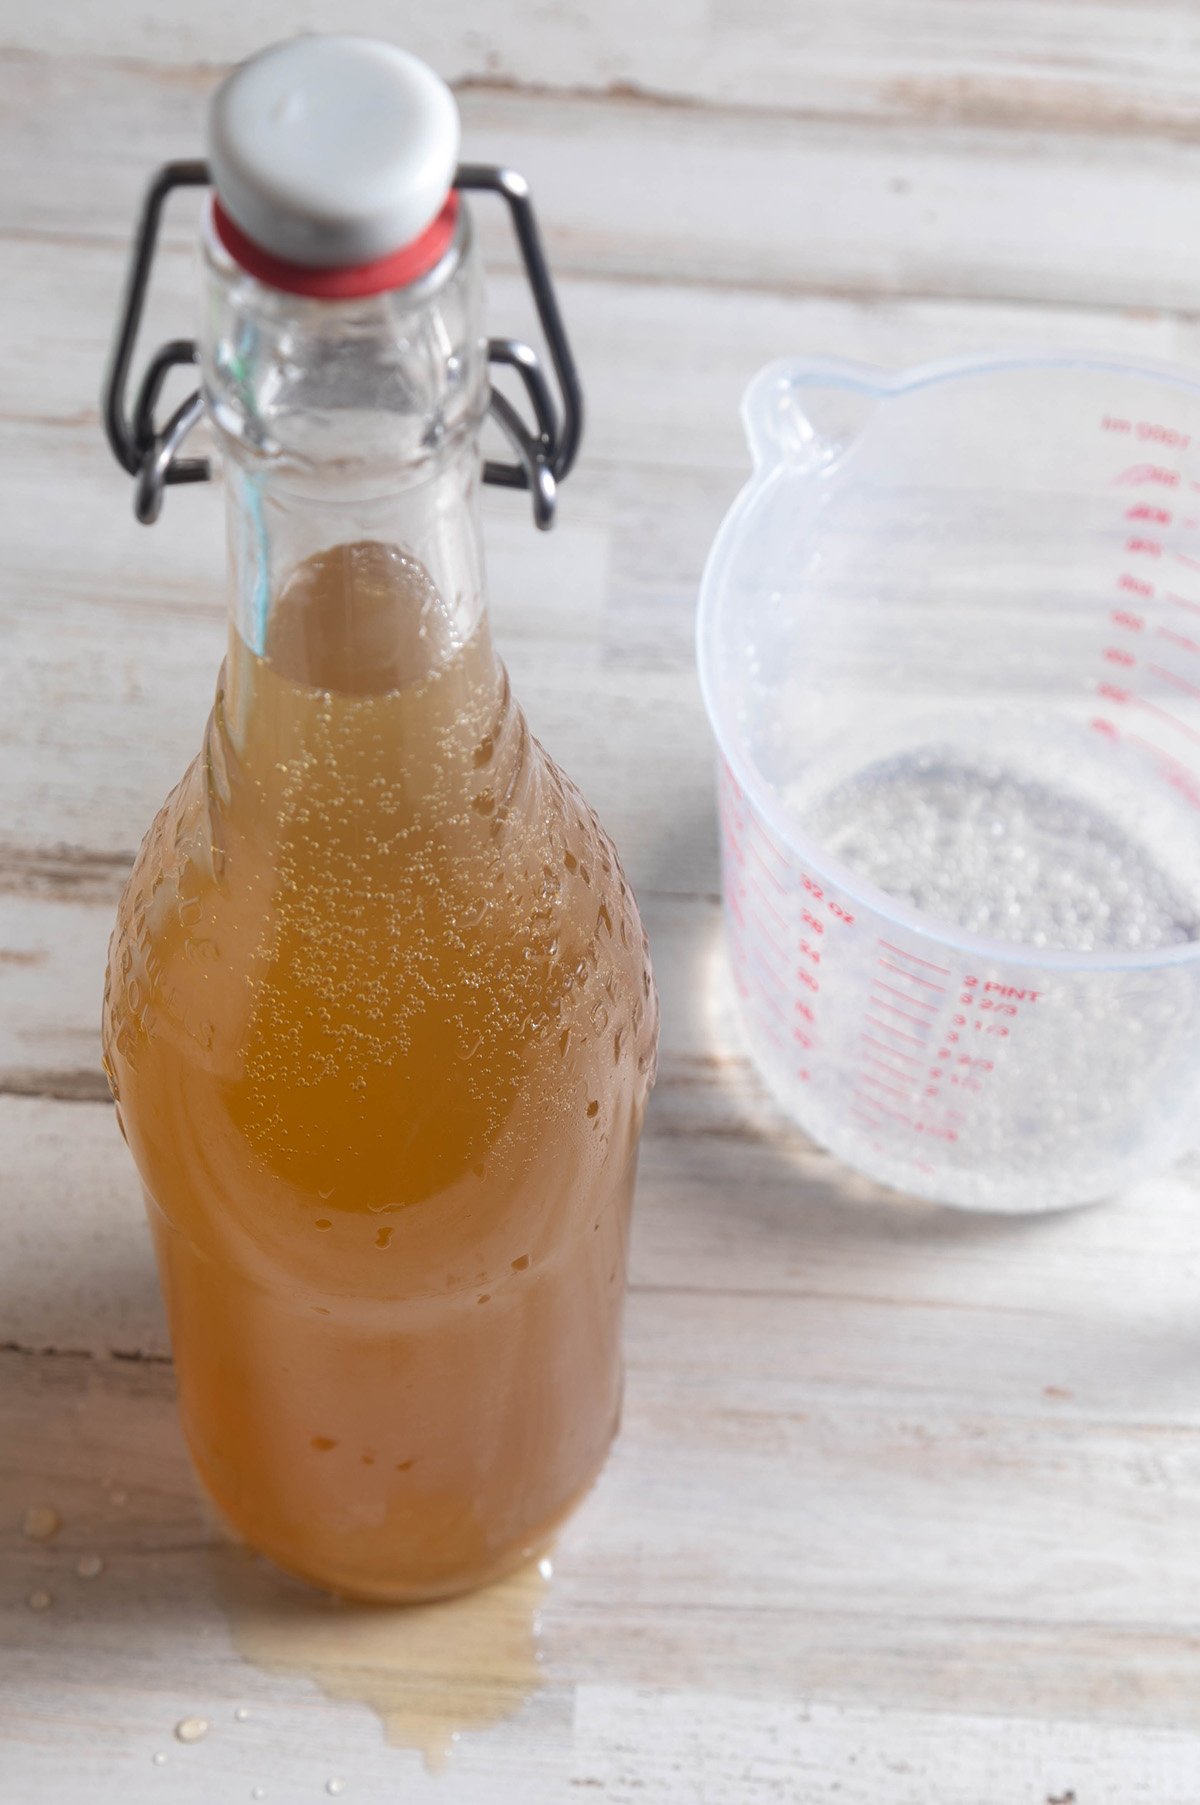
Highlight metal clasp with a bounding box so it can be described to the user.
[102,161,584,529]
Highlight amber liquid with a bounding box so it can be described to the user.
[103,542,657,1600]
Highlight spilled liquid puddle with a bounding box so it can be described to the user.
[213,1545,549,1769]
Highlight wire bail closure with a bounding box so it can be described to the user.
[101,160,584,529]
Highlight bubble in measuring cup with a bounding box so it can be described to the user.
[800,750,1200,954]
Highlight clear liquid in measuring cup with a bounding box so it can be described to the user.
[800,746,1200,955]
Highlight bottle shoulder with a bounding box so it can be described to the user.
[104,704,657,1122]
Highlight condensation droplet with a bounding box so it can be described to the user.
[537,1556,554,1580]
[311,1436,337,1453]
[175,1716,209,1744]
[374,1226,393,1250]
[22,1504,60,1542]
[110,1490,128,1507]
[152,1752,168,1767]
[251,1789,266,1801]
[511,1254,530,1271]
[26,1588,52,1612]
[326,1780,346,1797]
[586,1099,599,1119]
[76,1554,104,1580]
[314,1218,332,1231]
[234,1706,252,1723]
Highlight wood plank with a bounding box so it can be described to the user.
[4,1296,1200,1804]
[4,3,1200,136]
[8,233,1200,910]
[572,1689,1200,1804]
[7,52,1200,310]
[8,25,1200,1805]
[7,880,1200,1346]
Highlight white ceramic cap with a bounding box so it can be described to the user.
[208,36,460,269]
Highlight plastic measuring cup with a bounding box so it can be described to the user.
[698,353,1200,1212]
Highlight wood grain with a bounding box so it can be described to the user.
[4,1,1200,136]
[7,10,1200,1801]
[8,53,1200,310]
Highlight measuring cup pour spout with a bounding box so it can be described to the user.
[741,357,888,475]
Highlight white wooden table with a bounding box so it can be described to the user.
[5,8,1200,1800]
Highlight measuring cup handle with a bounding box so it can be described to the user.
[741,357,888,474]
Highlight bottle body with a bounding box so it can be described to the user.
[103,537,656,1599]
[102,205,657,1600]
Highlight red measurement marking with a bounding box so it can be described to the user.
[1127,734,1200,806]
[1140,698,1200,748]
[872,982,938,1015]
[862,1051,916,1085]
[1159,625,1200,658]
[858,1073,912,1102]
[861,1032,921,1066]
[1166,591,1200,615]
[1111,607,1145,629]
[871,996,933,1029]
[1097,681,1130,703]
[877,940,951,976]
[1148,662,1200,701]
[743,912,791,968]
[1103,647,1136,667]
[758,983,789,1023]
[1126,504,1172,524]
[749,881,790,935]
[1117,575,1153,599]
[1125,537,1162,556]
[877,957,947,994]
[1176,550,1200,572]
[864,1012,926,1047]
[867,1099,915,1125]
[745,837,787,894]
[1090,716,1118,738]
[1115,462,1180,486]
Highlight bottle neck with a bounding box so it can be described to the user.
[199,203,494,740]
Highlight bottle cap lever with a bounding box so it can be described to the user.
[101,160,584,530]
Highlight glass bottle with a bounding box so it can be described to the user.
[100,37,658,1601]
